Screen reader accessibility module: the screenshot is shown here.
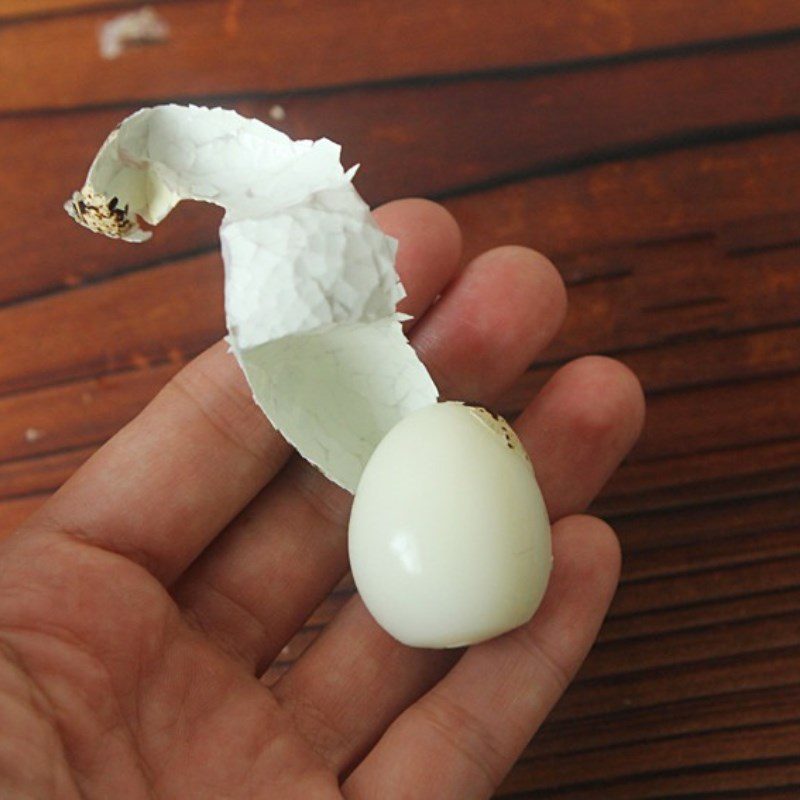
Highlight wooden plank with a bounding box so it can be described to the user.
[5,41,800,305]
[48,300,800,506]
[272,547,800,792]
[613,490,800,553]
[283,37,800,207]
[608,584,800,647]
[613,319,800,393]
[446,131,800,261]
[0,1,152,19]
[0,446,92,499]
[4,1,800,113]
[0,362,179,463]
[264,568,800,744]
[501,772,800,799]
[554,645,800,723]
[611,551,800,637]
[619,524,800,585]
[636,373,800,462]
[0,253,222,395]
[598,436,800,517]
[531,684,800,759]
[533,243,800,380]
[584,612,800,680]
[502,769,800,800]
[502,725,800,795]
[719,210,800,254]
[506,321,800,408]
[268,514,800,623]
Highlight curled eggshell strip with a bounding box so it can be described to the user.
[66,104,438,491]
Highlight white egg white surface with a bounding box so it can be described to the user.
[348,401,552,648]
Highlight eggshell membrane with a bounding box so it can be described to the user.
[65,104,438,491]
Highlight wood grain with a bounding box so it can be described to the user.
[2,3,800,797]
[531,683,800,759]
[0,362,180,463]
[0,0,149,19]
[613,489,800,553]
[551,642,800,726]
[446,130,800,260]
[0,253,221,394]
[502,724,800,796]
[5,36,800,306]
[0,445,92,499]
[4,1,800,113]
[599,436,800,515]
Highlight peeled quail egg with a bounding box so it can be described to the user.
[348,401,552,648]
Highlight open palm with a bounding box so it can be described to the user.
[0,200,643,799]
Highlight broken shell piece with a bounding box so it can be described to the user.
[66,104,438,491]
[98,6,170,60]
[268,105,287,121]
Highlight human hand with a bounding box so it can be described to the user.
[0,199,644,799]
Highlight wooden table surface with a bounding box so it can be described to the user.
[3,1,800,796]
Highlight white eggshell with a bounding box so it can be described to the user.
[348,401,552,648]
[65,105,439,492]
